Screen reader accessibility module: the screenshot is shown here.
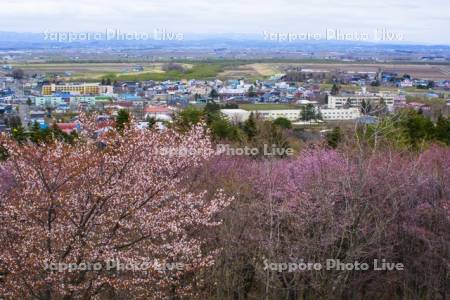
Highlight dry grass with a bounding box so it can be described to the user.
[11,62,450,81]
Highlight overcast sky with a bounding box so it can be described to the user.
[1,0,449,44]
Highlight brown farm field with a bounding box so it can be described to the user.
[265,63,450,80]
[10,62,450,81]
[218,62,450,80]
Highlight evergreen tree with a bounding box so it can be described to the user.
[301,104,316,121]
[402,110,435,148]
[330,84,340,96]
[273,117,292,129]
[434,115,450,144]
[175,107,203,131]
[11,126,27,143]
[116,109,130,133]
[361,99,372,114]
[210,118,239,141]
[203,101,221,125]
[327,127,342,149]
[147,116,156,129]
[209,88,219,100]
[243,112,258,140]
[0,145,7,161]
[246,86,257,98]
[30,121,42,144]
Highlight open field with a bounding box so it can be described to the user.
[319,84,448,94]
[263,63,450,80]
[10,61,450,81]
[10,62,192,81]
[221,63,450,80]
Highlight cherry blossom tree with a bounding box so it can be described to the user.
[0,115,231,299]
[193,147,449,299]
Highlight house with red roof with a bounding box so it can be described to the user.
[144,106,173,121]
[55,122,81,134]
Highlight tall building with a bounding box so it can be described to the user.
[42,83,113,96]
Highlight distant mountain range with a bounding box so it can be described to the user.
[0,32,449,59]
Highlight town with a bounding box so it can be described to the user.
[1,62,449,138]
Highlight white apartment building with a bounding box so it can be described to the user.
[221,109,301,122]
[69,96,96,106]
[319,107,361,120]
[34,96,65,107]
[255,109,301,121]
[221,107,362,123]
[328,92,396,112]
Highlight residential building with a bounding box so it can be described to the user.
[319,107,361,120]
[69,96,96,106]
[188,84,212,96]
[221,109,301,122]
[42,83,113,95]
[34,96,64,107]
[56,122,81,134]
[328,92,396,112]
[254,109,301,121]
[144,106,172,121]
